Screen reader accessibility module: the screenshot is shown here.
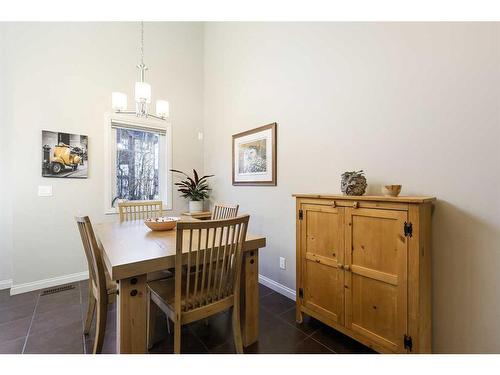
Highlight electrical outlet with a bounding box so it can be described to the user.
[279,257,286,270]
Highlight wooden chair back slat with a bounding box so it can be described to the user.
[199,227,210,306]
[75,216,107,300]
[185,229,193,309]
[218,226,231,299]
[192,229,202,306]
[205,227,217,306]
[175,215,249,313]
[225,224,241,297]
[212,203,239,220]
[212,226,223,302]
[118,200,163,222]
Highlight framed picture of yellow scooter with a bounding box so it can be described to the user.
[42,130,88,178]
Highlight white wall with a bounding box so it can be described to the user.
[203,22,500,353]
[0,25,13,287]
[1,22,204,289]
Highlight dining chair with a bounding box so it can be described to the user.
[118,200,163,222]
[118,200,172,281]
[211,203,239,220]
[118,200,173,340]
[146,215,250,354]
[76,216,117,354]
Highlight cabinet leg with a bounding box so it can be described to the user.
[296,304,303,323]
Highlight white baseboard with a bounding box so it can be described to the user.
[10,271,89,296]
[9,271,293,300]
[258,274,296,301]
[0,279,12,290]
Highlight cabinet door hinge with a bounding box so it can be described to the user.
[404,334,413,352]
[299,209,304,220]
[404,222,413,237]
[298,288,304,298]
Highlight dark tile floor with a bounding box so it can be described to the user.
[0,281,375,354]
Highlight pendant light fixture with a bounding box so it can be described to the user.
[111,22,169,120]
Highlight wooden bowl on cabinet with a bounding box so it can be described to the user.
[382,185,402,197]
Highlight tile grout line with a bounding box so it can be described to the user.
[261,304,331,352]
[293,334,334,353]
[259,289,275,299]
[308,335,337,353]
[274,305,324,341]
[274,307,362,354]
[209,339,231,354]
[188,325,211,354]
[273,305,311,335]
[21,292,41,354]
[259,294,355,354]
[260,302,294,317]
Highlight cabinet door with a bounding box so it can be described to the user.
[300,203,344,325]
[344,208,408,353]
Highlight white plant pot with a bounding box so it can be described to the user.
[189,200,204,213]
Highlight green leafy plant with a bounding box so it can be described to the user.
[170,169,214,201]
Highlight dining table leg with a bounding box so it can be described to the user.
[241,249,259,347]
[116,274,148,354]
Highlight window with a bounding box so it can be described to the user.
[105,115,172,213]
[116,128,160,201]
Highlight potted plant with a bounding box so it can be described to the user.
[171,169,214,213]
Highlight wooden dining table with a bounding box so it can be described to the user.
[94,217,266,354]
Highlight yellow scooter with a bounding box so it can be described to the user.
[45,143,82,174]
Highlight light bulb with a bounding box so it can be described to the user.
[156,100,169,118]
[111,92,127,111]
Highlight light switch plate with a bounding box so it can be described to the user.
[279,257,286,270]
[38,185,53,197]
[198,132,204,141]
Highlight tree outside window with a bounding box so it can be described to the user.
[115,128,160,202]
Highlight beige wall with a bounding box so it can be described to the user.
[203,22,500,353]
[0,26,13,284]
[1,22,204,287]
[2,21,499,353]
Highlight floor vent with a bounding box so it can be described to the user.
[41,284,76,296]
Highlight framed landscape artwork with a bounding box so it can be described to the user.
[232,123,277,186]
[42,130,88,178]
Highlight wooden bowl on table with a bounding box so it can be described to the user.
[144,217,180,231]
[382,184,402,197]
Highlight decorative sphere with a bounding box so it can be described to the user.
[341,170,367,196]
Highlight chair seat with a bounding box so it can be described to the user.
[147,273,205,311]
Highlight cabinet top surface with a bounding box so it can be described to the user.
[292,194,436,203]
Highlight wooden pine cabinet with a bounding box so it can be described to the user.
[294,194,435,353]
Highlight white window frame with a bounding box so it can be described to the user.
[104,112,173,214]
